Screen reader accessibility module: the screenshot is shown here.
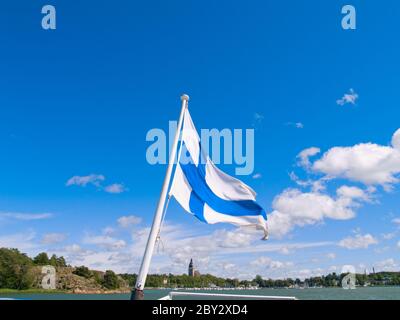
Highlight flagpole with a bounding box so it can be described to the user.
[131,94,189,300]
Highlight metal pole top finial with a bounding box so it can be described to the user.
[181,94,190,102]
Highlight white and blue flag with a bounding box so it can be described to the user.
[169,109,268,239]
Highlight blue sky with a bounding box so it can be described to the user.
[1,0,400,279]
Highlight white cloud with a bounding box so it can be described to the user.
[221,240,335,255]
[289,172,304,185]
[280,130,400,237]
[336,186,370,201]
[213,229,252,248]
[146,228,332,278]
[326,253,336,260]
[283,267,333,280]
[66,174,127,194]
[267,187,363,238]
[278,247,291,255]
[66,174,105,187]
[250,256,293,270]
[153,227,254,270]
[41,233,67,244]
[392,129,400,149]
[64,244,85,254]
[289,172,326,192]
[336,88,359,106]
[83,235,126,250]
[129,223,334,278]
[392,218,400,226]
[338,233,378,249]
[102,227,115,236]
[374,246,390,254]
[117,215,142,228]
[0,231,37,251]
[382,232,396,240]
[286,122,304,129]
[218,262,236,271]
[0,212,53,221]
[397,241,400,249]
[375,258,398,271]
[252,173,262,179]
[104,183,126,194]
[297,147,321,168]
[312,129,400,188]
[62,249,134,272]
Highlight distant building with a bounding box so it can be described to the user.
[188,258,194,276]
[188,258,200,277]
[188,259,200,277]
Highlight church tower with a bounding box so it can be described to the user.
[188,258,194,277]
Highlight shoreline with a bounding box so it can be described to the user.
[2,286,399,295]
[0,288,131,295]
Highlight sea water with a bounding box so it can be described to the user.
[1,287,400,300]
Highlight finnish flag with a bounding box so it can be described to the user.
[169,109,268,240]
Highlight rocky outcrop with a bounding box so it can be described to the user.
[31,266,130,293]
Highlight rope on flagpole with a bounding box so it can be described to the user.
[156,194,171,253]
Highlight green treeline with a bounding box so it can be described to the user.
[32,252,67,267]
[252,273,400,288]
[72,266,122,289]
[120,271,400,289]
[0,248,122,290]
[0,248,68,289]
[120,273,246,288]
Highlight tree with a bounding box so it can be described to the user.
[56,256,67,267]
[254,275,265,287]
[73,266,92,279]
[33,252,50,265]
[120,273,137,287]
[0,248,34,289]
[15,264,34,290]
[102,270,120,289]
[49,254,57,267]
